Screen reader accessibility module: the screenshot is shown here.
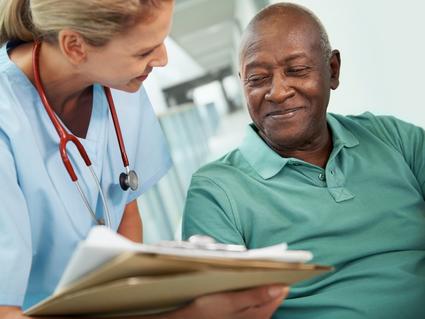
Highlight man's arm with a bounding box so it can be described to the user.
[355,113,425,198]
[385,116,425,197]
[0,286,289,319]
[182,175,245,244]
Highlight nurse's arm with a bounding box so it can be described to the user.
[0,285,288,319]
[117,199,143,243]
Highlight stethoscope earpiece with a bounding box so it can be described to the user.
[120,170,139,191]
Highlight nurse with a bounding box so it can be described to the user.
[0,0,288,318]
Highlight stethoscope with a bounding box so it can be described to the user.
[32,41,139,228]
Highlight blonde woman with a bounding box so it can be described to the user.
[0,0,288,318]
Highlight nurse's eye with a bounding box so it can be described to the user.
[286,66,310,77]
[136,48,155,59]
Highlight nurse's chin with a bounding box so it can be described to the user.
[114,81,143,93]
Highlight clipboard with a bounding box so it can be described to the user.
[26,251,332,317]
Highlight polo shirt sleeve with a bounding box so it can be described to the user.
[0,130,32,307]
[355,113,425,197]
[182,175,245,245]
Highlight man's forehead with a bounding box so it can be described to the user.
[239,7,321,51]
[241,35,267,58]
[240,23,319,65]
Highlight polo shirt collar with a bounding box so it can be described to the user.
[239,113,359,180]
[327,113,359,149]
[239,124,289,180]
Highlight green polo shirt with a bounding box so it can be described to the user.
[182,112,425,319]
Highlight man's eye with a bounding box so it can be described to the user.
[246,75,269,85]
[286,67,309,76]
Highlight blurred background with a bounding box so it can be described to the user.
[138,0,425,242]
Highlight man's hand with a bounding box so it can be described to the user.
[169,285,289,319]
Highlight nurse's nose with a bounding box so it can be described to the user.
[265,73,295,103]
[149,43,168,68]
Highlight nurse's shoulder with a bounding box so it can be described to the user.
[0,42,37,135]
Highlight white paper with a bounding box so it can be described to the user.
[56,226,313,294]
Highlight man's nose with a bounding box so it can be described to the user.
[149,44,168,68]
[265,74,295,103]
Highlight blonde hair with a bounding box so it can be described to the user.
[0,0,169,47]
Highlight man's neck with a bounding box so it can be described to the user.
[266,127,333,168]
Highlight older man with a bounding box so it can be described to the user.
[182,2,425,319]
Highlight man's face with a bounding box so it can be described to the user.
[240,16,340,152]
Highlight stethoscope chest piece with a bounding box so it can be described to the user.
[120,169,139,191]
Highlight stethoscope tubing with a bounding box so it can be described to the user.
[32,42,92,182]
[31,41,134,228]
[104,86,130,168]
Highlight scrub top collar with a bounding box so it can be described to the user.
[1,42,111,233]
[239,113,359,180]
[1,42,107,154]
[1,42,34,89]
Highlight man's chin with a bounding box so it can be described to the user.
[261,128,305,150]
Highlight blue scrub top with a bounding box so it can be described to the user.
[0,43,172,309]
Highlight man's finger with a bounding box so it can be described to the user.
[236,291,288,319]
[226,285,289,310]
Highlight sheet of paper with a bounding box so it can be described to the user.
[56,226,313,293]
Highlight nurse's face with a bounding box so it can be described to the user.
[84,1,174,93]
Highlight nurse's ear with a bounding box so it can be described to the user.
[57,30,88,66]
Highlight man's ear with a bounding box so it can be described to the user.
[57,29,88,66]
[329,49,341,90]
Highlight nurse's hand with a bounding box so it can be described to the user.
[150,285,289,319]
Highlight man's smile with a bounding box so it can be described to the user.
[266,107,304,120]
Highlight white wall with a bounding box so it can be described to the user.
[235,0,259,29]
[143,37,205,114]
[142,72,169,114]
[268,0,425,127]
